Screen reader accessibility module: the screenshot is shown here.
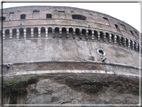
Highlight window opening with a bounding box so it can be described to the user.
[72,14,86,20]
[120,24,126,31]
[135,31,139,37]
[103,17,109,25]
[121,37,125,46]
[130,30,134,36]
[126,39,128,47]
[115,24,121,32]
[46,14,52,18]
[71,10,74,13]
[99,50,104,56]
[0,16,6,21]
[33,10,40,12]
[58,11,65,13]
[106,33,109,43]
[97,49,106,56]
[100,32,104,42]
[10,12,14,14]
[130,40,133,49]
[20,14,26,19]
[103,17,109,21]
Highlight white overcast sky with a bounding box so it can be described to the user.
[2,2,141,33]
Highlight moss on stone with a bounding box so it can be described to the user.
[3,75,39,104]
[87,75,97,82]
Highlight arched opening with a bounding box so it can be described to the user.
[12,29,16,39]
[34,27,38,38]
[69,28,73,39]
[111,34,114,44]
[100,32,104,42]
[116,35,120,45]
[94,30,98,41]
[82,29,86,40]
[75,28,81,40]
[88,30,92,40]
[19,28,24,39]
[134,42,136,51]
[105,33,109,43]
[41,27,45,38]
[72,14,86,20]
[5,29,10,39]
[130,40,133,49]
[26,28,31,38]
[48,27,52,38]
[62,28,66,38]
[114,24,121,32]
[55,27,59,38]
[20,14,26,19]
[137,44,139,52]
[121,37,125,47]
[126,38,128,47]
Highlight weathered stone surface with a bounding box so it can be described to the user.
[3,73,140,105]
[3,39,139,68]
[1,6,141,106]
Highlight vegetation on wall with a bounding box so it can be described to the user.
[3,75,39,104]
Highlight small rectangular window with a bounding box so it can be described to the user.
[103,17,109,21]
[58,11,65,13]
[46,14,52,18]
[10,12,14,14]
[0,16,6,21]
[103,17,109,25]
[120,24,126,31]
[72,14,86,20]
[115,24,121,32]
[135,31,139,37]
[130,30,134,36]
[33,10,40,12]
[20,14,26,19]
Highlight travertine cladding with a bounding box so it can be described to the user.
[1,6,140,68]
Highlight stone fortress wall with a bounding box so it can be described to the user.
[0,6,141,76]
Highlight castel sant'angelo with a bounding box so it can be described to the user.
[1,5,142,106]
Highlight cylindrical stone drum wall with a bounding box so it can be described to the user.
[0,6,140,76]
